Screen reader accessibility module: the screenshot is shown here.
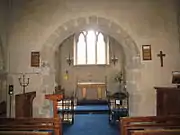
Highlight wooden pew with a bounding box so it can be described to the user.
[0,131,52,135]
[0,117,62,135]
[131,129,180,135]
[120,116,180,135]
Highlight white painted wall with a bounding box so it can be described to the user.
[59,35,125,98]
[0,0,8,103]
[5,0,180,117]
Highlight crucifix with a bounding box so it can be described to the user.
[157,51,166,67]
[111,55,118,65]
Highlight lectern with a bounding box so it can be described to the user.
[15,91,36,118]
[45,94,63,118]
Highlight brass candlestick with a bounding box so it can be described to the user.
[18,74,30,94]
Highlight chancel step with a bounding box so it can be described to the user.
[74,105,109,114]
[77,99,108,105]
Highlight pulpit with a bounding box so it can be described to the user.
[45,94,63,118]
[77,82,106,100]
[0,101,6,117]
[15,91,36,118]
[154,87,180,116]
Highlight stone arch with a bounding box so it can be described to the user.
[40,16,141,115]
[41,15,140,69]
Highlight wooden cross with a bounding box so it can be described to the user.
[111,55,118,65]
[157,51,166,67]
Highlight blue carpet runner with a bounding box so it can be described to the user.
[75,105,109,111]
[63,114,119,135]
[62,104,119,135]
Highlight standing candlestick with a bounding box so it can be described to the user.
[66,53,73,66]
[18,74,30,94]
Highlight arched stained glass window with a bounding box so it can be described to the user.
[87,30,96,64]
[74,30,109,65]
[97,33,106,64]
[77,33,86,64]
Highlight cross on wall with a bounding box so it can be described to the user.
[157,51,166,67]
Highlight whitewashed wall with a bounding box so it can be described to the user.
[6,0,180,117]
[0,0,8,103]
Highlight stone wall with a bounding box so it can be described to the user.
[7,0,180,117]
[0,0,8,103]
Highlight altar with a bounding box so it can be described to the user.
[77,82,106,100]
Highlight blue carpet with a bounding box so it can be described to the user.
[75,105,109,111]
[58,105,109,111]
[63,114,119,135]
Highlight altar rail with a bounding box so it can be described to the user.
[120,116,180,135]
[0,117,62,135]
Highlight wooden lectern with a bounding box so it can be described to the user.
[15,91,36,118]
[45,94,63,118]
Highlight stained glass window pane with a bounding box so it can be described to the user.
[87,30,96,64]
[97,33,106,64]
[74,30,109,65]
[77,33,86,64]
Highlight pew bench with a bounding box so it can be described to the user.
[120,116,180,135]
[0,117,62,135]
[131,129,180,135]
[0,131,52,135]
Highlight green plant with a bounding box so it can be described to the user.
[114,71,123,84]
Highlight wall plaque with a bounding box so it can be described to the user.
[31,51,40,67]
[142,45,152,60]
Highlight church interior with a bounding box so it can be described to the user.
[0,0,180,135]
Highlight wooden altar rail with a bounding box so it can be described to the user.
[120,116,180,135]
[0,117,62,135]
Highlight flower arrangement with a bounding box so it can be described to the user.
[113,71,128,98]
[114,71,123,84]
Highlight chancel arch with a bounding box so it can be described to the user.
[41,16,141,115]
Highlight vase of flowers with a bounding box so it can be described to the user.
[113,71,128,99]
[114,71,123,84]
